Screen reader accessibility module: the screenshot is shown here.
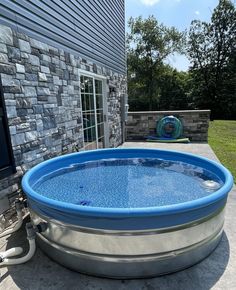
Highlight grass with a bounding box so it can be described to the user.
[208,120,236,182]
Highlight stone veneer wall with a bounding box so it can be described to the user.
[0,25,126,215]
[126,110,211,142]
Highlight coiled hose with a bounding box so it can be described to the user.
[156,115,183,139]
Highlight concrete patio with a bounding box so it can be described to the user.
[0,142,235,290]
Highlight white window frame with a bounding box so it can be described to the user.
[78,69,109,150]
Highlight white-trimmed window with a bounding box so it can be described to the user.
[79,71,108,150]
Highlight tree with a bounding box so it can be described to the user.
[187,0,236,119]
[127,16,185,110]
[158,67,193,110]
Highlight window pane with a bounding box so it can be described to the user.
[81,93,86,111]
[83,129,89,145]
[87,126,96,142]
[96,110,103,124]
[96,94,103,109]
[84,76,93,93]
[88,94,94,111]
[95,80,102,94]
[84,127,96,143]
[90,126,96,142]
[82,94,94,112]
[83,112,95,129]
[97,124,104,138]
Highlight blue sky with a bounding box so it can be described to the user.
[125,0,219,71]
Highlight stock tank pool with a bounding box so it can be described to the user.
[22,148,233,278]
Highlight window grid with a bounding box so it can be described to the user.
[81,76,105,150]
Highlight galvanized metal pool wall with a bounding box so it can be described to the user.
[22,148,233,278]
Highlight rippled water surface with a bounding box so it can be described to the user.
[33,158,223,208]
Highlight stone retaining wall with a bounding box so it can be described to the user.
[126,110,211,142]
[0,24,126,215]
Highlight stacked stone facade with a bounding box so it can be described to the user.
[0,25,126,214]
[126,110,211,142]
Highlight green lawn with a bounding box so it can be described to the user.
[208,120,236,182]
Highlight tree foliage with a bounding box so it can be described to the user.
[187,0,236,119]
[158,68,192,110]
[127,1,236,119]
[127,16,185,110]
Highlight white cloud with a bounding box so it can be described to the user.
[139,0,181,6]
[140,0,161,6]
[195,10,200,15]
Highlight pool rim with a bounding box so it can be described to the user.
[22,148,234,217]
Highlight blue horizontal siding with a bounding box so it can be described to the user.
[0,0,126,74]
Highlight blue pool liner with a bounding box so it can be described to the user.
[22,148,234,230]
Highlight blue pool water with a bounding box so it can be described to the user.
[33,158,223,208]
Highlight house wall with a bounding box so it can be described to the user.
[0,24,126,216]
[0,0,125,74]
[126,110,211,142]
